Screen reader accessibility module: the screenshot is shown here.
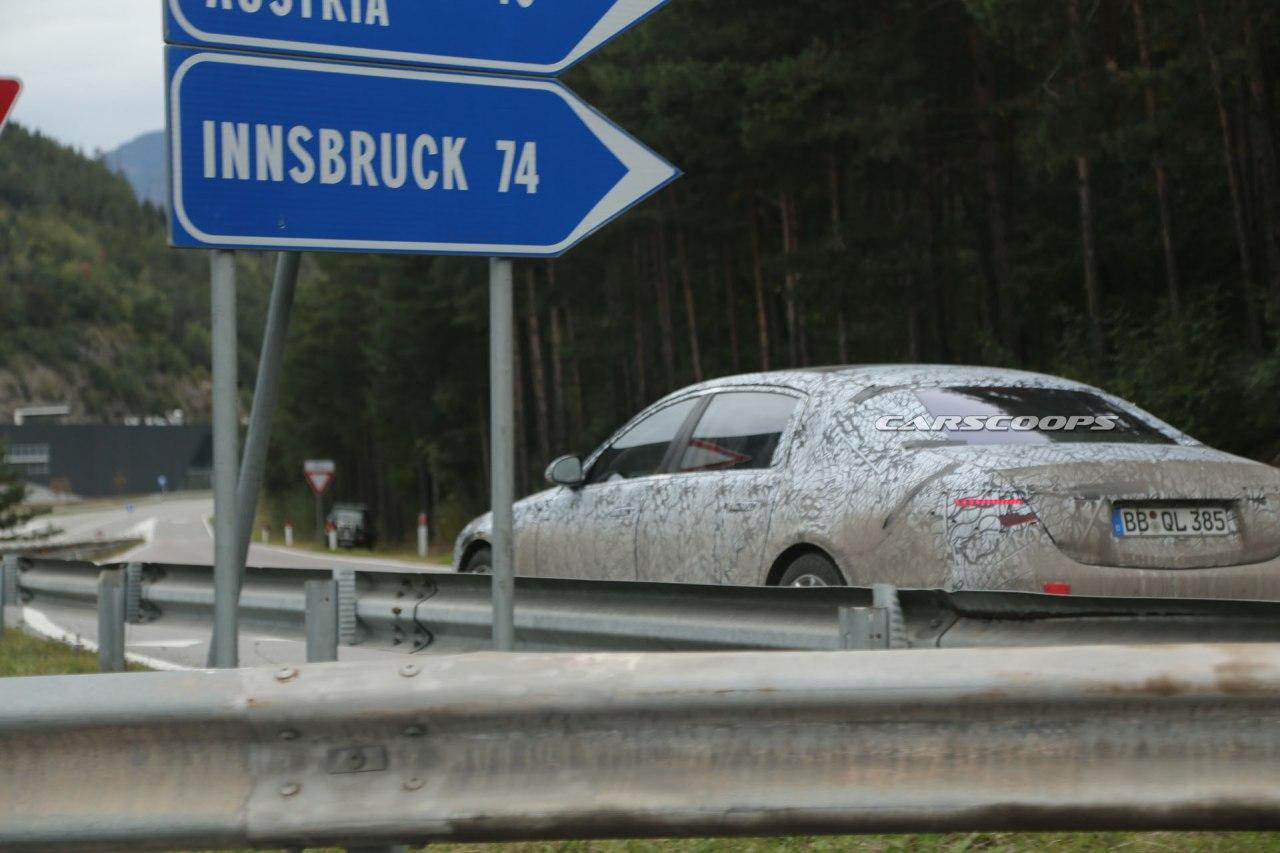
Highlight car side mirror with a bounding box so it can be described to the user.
[545,454,585,488]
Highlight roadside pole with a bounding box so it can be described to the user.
[208,252,300,666]
[210,250,240,668]
[315,494,324,545]
[490,258,516,651]
[234,252,299,570]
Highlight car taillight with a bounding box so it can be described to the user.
[954,496,1039,528]
[953,497,1027,507]
[1044,581,1072,595]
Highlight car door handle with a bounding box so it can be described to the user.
[728,501,761,513]
[606,507,636,519]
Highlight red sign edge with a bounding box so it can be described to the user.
[304,471,334,497]
[0,78,22,137]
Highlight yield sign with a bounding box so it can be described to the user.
[304,459,336,497]
[0,79,21,137]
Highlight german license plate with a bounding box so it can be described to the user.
[1112,506,1233,538]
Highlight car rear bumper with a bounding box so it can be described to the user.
[984,546,1280,601]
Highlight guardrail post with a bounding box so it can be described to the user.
[0,555,9,637]
[1,555,19,633]
[305,580,339,663]
[873,584,908,649]
[124,562,144,625]
[839,586,907,651]
[97,569,126,673]
[333,567,358,646]
[838,606,886,650]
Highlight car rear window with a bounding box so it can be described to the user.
[908,386,1174,445]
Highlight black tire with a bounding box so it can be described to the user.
[777,552,846,587]
[463,545,492,575]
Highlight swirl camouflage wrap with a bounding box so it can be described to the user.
[455,365,1280,601]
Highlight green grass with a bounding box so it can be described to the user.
[5,631,1278,853]
[0,627,106,676]
[0,626,148,676]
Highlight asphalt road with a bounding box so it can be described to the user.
[30,492,446,573]
[13,493,446,669]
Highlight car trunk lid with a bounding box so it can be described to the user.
[976,446,1280,569]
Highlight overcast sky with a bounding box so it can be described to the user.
[0,1,162,154]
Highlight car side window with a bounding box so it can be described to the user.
[586,398,699,485]
[677,392,800,473]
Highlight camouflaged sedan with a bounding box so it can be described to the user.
[453,365,1280,599]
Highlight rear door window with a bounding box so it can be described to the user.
[587,398,699,484]
[677,392,800,473]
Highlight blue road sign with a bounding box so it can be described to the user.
[166,48,678,256]
[165,0,669,76]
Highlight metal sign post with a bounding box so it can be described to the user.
[489,259,516,650]
[206,251,301,666]
[209,250,239,669]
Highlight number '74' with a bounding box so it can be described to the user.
[496,140,540,194]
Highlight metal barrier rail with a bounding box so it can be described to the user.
[13,556,1280,656]
[0,537,141,562]
[3,643,1280,851]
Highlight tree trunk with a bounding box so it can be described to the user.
[1197,0,1265,349]
[511,304,528,497]
[563,308,586,441]
[653,228,677,390]
[924,163,951,363]
[675,230,704,382]
[1068,0,1107,359]
[1242,3,1280,313]
[1132,0,1182,316]
[829,153,849,364]
[549,305,566,451]
[779,190,800,366]
[749,200,772,371]
[1076,154,1107,357]
[525,268,551,469]
[906,275,921,362]
[477,398,490,497]
[723,249,741,373]
[969,27,1017,356]
[546,262,566,450]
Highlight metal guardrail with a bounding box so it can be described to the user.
[3,643,1280,851]
[0,537,141,562]
[13,556,1280,656]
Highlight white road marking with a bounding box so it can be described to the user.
[20,607,193,672]
[251,542,448,572]
[128,639,202,649]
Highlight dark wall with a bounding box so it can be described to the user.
[0,425,212,498]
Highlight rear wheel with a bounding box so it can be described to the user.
[463,545,492,575]
[778,552,846,587]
